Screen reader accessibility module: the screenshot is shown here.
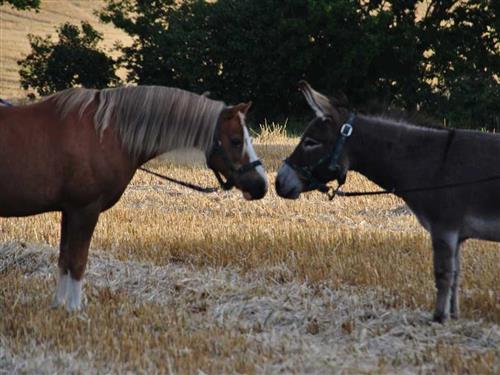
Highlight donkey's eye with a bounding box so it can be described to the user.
[303,138,321,148]
[230,138,243,147]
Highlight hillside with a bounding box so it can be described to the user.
[0,0,129,99]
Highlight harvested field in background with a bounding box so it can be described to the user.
[0,131,499,374]
[0,0,130,98]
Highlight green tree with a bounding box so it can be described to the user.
[418,0,499,128]
[99,0,498,127]
[18,22,119,96]
[0,0,40,10]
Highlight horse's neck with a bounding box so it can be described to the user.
[139,131,212,166]
[348,116,450,191]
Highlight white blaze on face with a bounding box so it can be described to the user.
[240,113,268,186]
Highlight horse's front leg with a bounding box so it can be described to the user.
[53,203,101,312]
[431,228,459,323]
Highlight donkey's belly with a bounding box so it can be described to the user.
[462,215,500,242]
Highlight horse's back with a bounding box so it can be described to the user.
[0,98,132,216]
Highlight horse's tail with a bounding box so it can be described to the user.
[0,98,13,107]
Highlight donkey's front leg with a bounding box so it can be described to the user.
[431,229,459,323]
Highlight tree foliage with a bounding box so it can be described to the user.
[97,0,498,128]
[19,0,498,128]
[18,22,119,97]
[0,0,40,10]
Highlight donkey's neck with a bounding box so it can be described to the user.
[348,115,452,192]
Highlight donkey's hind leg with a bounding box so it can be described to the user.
[431,228,459,323]
[56,204,100,312]
[449,244,462,319]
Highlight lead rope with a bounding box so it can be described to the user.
[138,167,218,193]
[328,174,500,199]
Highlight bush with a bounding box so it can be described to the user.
[0,0,40,10]
[18,22,119,97]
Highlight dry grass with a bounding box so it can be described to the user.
[0,128,499,373]
[0,0,130,98]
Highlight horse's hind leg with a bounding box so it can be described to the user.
[431,228,459,323]
[55,203,100,312]
[52,213,70,308]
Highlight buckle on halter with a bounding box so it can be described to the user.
[340,123,353,137]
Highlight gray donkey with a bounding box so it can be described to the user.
[276,81,500,323]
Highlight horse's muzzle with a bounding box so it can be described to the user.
[239,172,268,200]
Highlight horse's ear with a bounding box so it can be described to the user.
[239,101,252,114]
[298,80,334,118]
[222,102,252,119]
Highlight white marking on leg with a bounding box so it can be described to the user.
[51,269,69,308]
[65,276,83,312]
[276,163,303,198]
[242,122,268,184]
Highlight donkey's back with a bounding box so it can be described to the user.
[404,128,500,242]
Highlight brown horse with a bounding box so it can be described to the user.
[0,85,268,311]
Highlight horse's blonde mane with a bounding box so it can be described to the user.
[50,86,226,159]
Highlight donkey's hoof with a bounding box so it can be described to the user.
[432,313,448,324]
[65,301,82,313]
[51,297,66,310]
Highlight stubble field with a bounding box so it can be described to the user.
[1,2,498,373]
[0,128,498,374]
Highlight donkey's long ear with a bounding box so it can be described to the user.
[299,80,334,118]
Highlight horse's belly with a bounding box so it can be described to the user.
[0,172,62,217]
[0,189,60,217]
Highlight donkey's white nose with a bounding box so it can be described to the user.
[276,164,302,199]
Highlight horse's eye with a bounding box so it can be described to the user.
[230,138,243,147]
[303,138,320,148]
